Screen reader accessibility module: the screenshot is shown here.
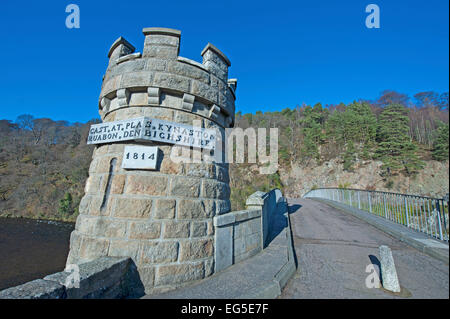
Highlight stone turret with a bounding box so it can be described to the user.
[66,27,236,294]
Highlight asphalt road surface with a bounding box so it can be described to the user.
[280,198,449,299]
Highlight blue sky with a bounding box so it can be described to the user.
[0,0,448,123]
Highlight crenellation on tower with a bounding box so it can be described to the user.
[99,27,235,129]
[142,27,181,59]
[227,78,237,97]
[107,36,136,68]
[201,43,231,82]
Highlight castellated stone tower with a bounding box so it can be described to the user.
[66,27,236,294]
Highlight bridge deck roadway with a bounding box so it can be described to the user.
[280,198,449,299]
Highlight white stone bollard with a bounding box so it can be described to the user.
[379,245,401,293]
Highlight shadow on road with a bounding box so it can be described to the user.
[286,203,301,268]
[368,254,383,284]
[288,204,302,214]
[266,203,289,246]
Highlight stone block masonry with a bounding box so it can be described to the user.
[213,190,286,272]
[66,27,237,295]
[145,188,295,299]
[214,209,263,272]
[0,189,290,299]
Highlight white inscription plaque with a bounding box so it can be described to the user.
[87,117,145,144]
[87,117,217,150]
[122,145,159,170]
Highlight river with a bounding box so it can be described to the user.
[0,217,74,291]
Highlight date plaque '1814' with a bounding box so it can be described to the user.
[122,145,159,170]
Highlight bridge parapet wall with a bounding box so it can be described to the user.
[0,257,143,299]
[214,189,286,272]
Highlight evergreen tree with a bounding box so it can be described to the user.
[432,121,449,161]
[326,101,377,158]
[300,104,328,162]
[58,192,73,217]
[301,126,321,161]
[343,141,356,171]
[376,104,424,175]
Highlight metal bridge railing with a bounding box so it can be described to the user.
[303,188,449,242]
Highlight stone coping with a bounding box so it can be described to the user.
[177,56,208,71]
[142,27,181,37]
[0,279,66,299]
[108,37,136,58]
[213,209,261,227]
[0,257,145,299]
[245,191,268,206]
[201,43,231,67]
[116,52,142,64]
[227,79,237,99]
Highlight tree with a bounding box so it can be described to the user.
[326,101,377,158]
[438,92,449,110]
[376,90,410,108]
[299,104,328,162]
[414,91,440,108]
[15,114,48,145]
[58,192,74,217]
[414,91,449,111]
[376,104,424,176]
[432,121,449,161]
[0,120,17,134]
[16,114,34,130]
[343,141,356,171]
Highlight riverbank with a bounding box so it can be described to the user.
[0,213,78,223]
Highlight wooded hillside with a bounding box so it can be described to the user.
[0,118,97,220]
[0,90,448,220]
[230,90,448,209]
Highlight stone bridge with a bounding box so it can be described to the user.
[2,194,448,299]
[143,196,448,299]
[0,27,448,299]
